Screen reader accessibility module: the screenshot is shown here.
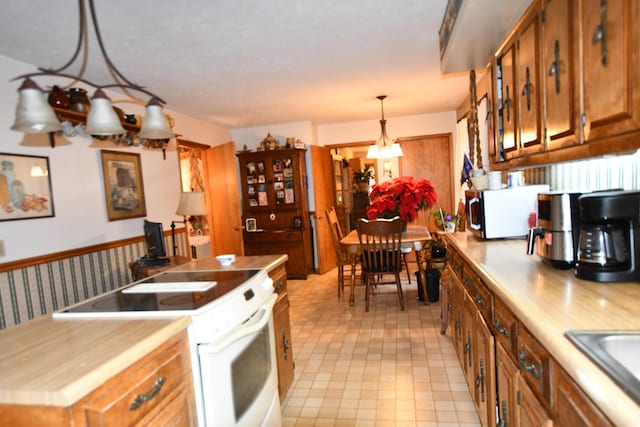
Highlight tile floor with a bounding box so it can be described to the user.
[280,266,481,427]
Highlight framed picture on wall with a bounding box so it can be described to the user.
[100,150,147,221]
[0,152,55,222]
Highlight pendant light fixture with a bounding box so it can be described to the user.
[9,0,174,146]
[366,95,403,159]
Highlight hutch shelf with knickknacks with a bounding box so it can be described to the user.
[237,147,312,279]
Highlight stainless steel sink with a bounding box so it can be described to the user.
[566,330,640,405]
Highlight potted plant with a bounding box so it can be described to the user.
[352,166,374,192]
[432,207,458,232]
[365,176,437,225]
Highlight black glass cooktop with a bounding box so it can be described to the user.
[58,269,260,314]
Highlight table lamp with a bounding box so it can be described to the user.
[171,191,207,256]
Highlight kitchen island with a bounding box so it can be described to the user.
[444,232,640,426]
[0,254,288,426]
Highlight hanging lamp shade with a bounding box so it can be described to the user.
[84,89,125,135]
[138,97,174,139]
[11,78,63,133]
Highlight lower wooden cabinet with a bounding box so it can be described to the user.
[0,330,196,427]
[554,366,612,427]
[268,263,295,399]
[244,230,308,279]
[445,240,614,427]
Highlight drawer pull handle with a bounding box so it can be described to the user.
[475,294,484,307]
[493,319,509,337]
[274,280,285,292]
[130,376,166,410]
[518,350,540,379]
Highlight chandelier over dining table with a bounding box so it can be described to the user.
[9,0,175,148]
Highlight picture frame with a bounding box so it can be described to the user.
[0,152,54,221]
[100,150,147,221]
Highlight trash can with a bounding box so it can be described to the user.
[415,269,440,302]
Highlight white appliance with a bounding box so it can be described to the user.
[465,185,550,239]
[54,268,281,427]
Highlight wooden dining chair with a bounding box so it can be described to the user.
[356,217,405,312]
[325,207,360,297]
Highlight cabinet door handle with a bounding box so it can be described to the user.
[592,0,608,66]
[518,349,541,379]
[504,86,512,122]
[521,67,532,111]
[499,400,508,427]
[475,359,485,402]
[493,319,509,338]
[130,376,166,410]
[282,328,290,361]
[475,293,485,308]
[274,280,285,292]
[548,40,561,94]
[465,331,472,367]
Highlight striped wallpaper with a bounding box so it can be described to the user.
[0,231,189,330]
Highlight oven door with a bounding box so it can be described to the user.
[197,293,280,427]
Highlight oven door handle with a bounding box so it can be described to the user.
[206,293,277,353]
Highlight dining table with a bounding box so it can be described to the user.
[340,224,432,307]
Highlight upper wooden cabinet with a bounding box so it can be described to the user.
[582,0,640,142]
[491,0,640,169]
[542,0,581,149]
[516,3,544,156]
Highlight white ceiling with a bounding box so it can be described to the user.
[0,0,530,129]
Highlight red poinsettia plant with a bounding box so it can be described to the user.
[365,176,437,223]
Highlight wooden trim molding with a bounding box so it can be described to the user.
[0,228,184,273]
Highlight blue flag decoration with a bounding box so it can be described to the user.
[460,153,473,185]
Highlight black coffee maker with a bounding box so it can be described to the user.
[575,190,640,282]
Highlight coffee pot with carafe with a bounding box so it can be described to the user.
[575,190,640,282]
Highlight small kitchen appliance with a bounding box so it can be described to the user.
[575,190,640,282]
[465,185,550,239]
[527,191,582,269]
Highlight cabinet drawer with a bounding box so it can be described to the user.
[244,230,302,243]
[269,263,288,298]
[517,326,552,407]
[493,297,518,355]
[78,332,191,427]
[448,249,463,280]
[471,279,493,322]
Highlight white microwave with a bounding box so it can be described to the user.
[465,185,550,239]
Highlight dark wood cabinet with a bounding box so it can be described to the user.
[237,148,311,279]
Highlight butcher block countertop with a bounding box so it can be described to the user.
[0,254,287,408]
[445,232,640,426]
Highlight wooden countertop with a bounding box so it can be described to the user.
[0,254,287,408]
[445,232,640,426]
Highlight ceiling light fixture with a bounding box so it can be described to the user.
[9,0,174,148]
[366,95,403,159]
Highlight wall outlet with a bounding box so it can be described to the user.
[0,240,4,257]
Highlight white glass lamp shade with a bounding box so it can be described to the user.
[366,144,381,159]
[138,97,174,139]
[389,143,403,157]
[84,89,125,135]
[11,78,63,133]
[176,191,207,216]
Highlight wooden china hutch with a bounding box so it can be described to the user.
[237,148,312,279]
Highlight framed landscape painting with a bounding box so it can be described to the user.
[100,150,147,221]
[0,152,54,221]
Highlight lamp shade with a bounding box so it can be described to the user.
[366,144,381,159]
[84,89,126,135]
[139,97,175,139]
[176,191,207,216]
[11,78,63,133]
